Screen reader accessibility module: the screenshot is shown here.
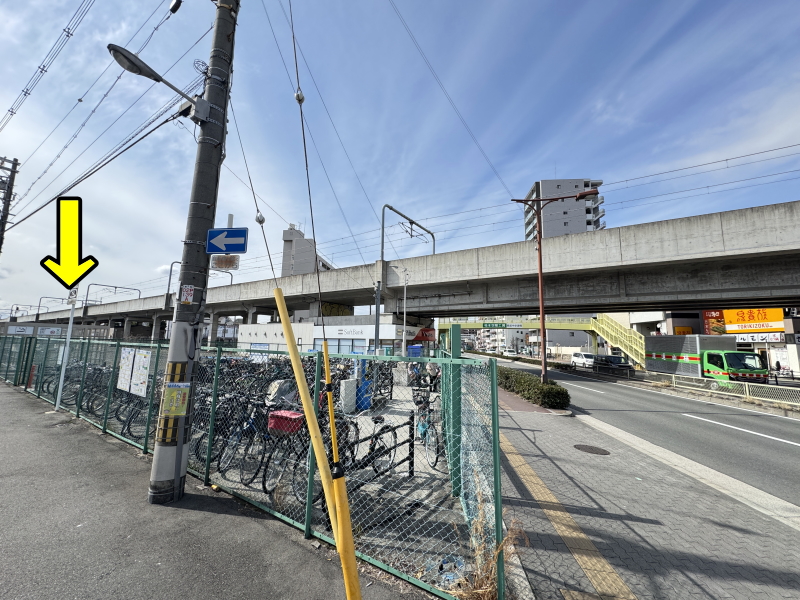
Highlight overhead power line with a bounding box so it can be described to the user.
[0,0,97,134]
[387,0,514,198]
[604,142,800,188]
[13,3,177,210]
[21,0,169,168]
[11,25,212,221]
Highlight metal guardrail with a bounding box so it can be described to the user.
[572,362,800,408]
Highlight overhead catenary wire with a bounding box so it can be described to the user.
[603,142,800,188]
[0,0,97,134]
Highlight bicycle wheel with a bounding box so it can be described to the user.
[239,435,268,486]
[262,439,292,495]
[424,423,441,468]
[218,425,245,472]
[192,430,225,464]
[335,417,359,470]
[372,425,397,475]
[292,449,324,504]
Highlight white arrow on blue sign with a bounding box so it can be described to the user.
[206,227,248,254]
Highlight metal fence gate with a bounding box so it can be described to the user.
[0,335,505,599]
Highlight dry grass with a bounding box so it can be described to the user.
[651,380,672,388]
[449,486,528,600]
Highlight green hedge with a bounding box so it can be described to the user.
[496,365,570,410]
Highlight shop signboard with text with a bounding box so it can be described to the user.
[723,308,784,333]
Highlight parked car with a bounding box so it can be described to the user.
[502,349,518,357]
[571,352,595,367]
[594,355,634,372]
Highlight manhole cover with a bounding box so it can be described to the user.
[574,444,610,455]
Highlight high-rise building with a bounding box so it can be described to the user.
[523,178,605,240]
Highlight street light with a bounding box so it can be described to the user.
[512,185,600,383]
[109,2,239,504]
[107,44,210,124]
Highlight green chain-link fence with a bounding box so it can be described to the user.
[1,335,504,599]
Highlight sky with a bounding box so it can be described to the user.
[1,0,799,316]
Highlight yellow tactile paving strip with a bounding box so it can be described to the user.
[500,432,638,600]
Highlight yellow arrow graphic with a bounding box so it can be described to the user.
[40,197,99,289]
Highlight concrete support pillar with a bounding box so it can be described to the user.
[208,312,218,344]
[589,332,598,354]
[247,307,258,324]
[786,343,800,374]
[151,315,163,342]
[123,318,132,340]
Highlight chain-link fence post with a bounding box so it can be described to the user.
[13,336,27,386]
[76,339,91,418]
[102,341,122,433]
[4,336,16,380]
[203,346,223,486]
[450,327,462,497]
[304,351,323,539]
[142,341,163,455]
[23,337,37,391]
[0,336,6,376]
[35,337,51,398]
[490,358,505,599]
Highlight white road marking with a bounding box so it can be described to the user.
[682,414,800,447]
[561,382,605,394]
[561,371,800,421]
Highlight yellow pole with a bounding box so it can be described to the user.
[273,288,338,538]
[323,342,362,599]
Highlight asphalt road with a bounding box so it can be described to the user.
[490,357,800,505]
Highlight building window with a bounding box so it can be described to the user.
[564,222,568,226]
[563,211,568,215]
[557,184,561,189]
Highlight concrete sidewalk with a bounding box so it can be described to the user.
[498,391,800,600]
[0,383,429,600]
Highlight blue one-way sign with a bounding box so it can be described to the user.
[206,227,248,254]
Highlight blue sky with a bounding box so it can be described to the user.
[1,0,799,313]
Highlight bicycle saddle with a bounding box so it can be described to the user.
[371,416,385,424]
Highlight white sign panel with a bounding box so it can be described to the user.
[180,285,194,305]
[37,327,63,336]
[67,287,79,305]
[249,342,271,363]
[129,350,151,397]
[117,348,135,392]
[117,348,151,397]
[11,326,34,335]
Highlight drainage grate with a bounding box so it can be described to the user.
[574,444,610,455]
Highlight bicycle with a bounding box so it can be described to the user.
[413,386,442,468]
[292,414,398,504]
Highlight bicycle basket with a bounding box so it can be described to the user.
[268,410,305,437]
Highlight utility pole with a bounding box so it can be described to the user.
[0,157,20,257]
[147,0,239,504]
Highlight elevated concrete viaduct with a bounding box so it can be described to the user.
[18,201,800,327]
